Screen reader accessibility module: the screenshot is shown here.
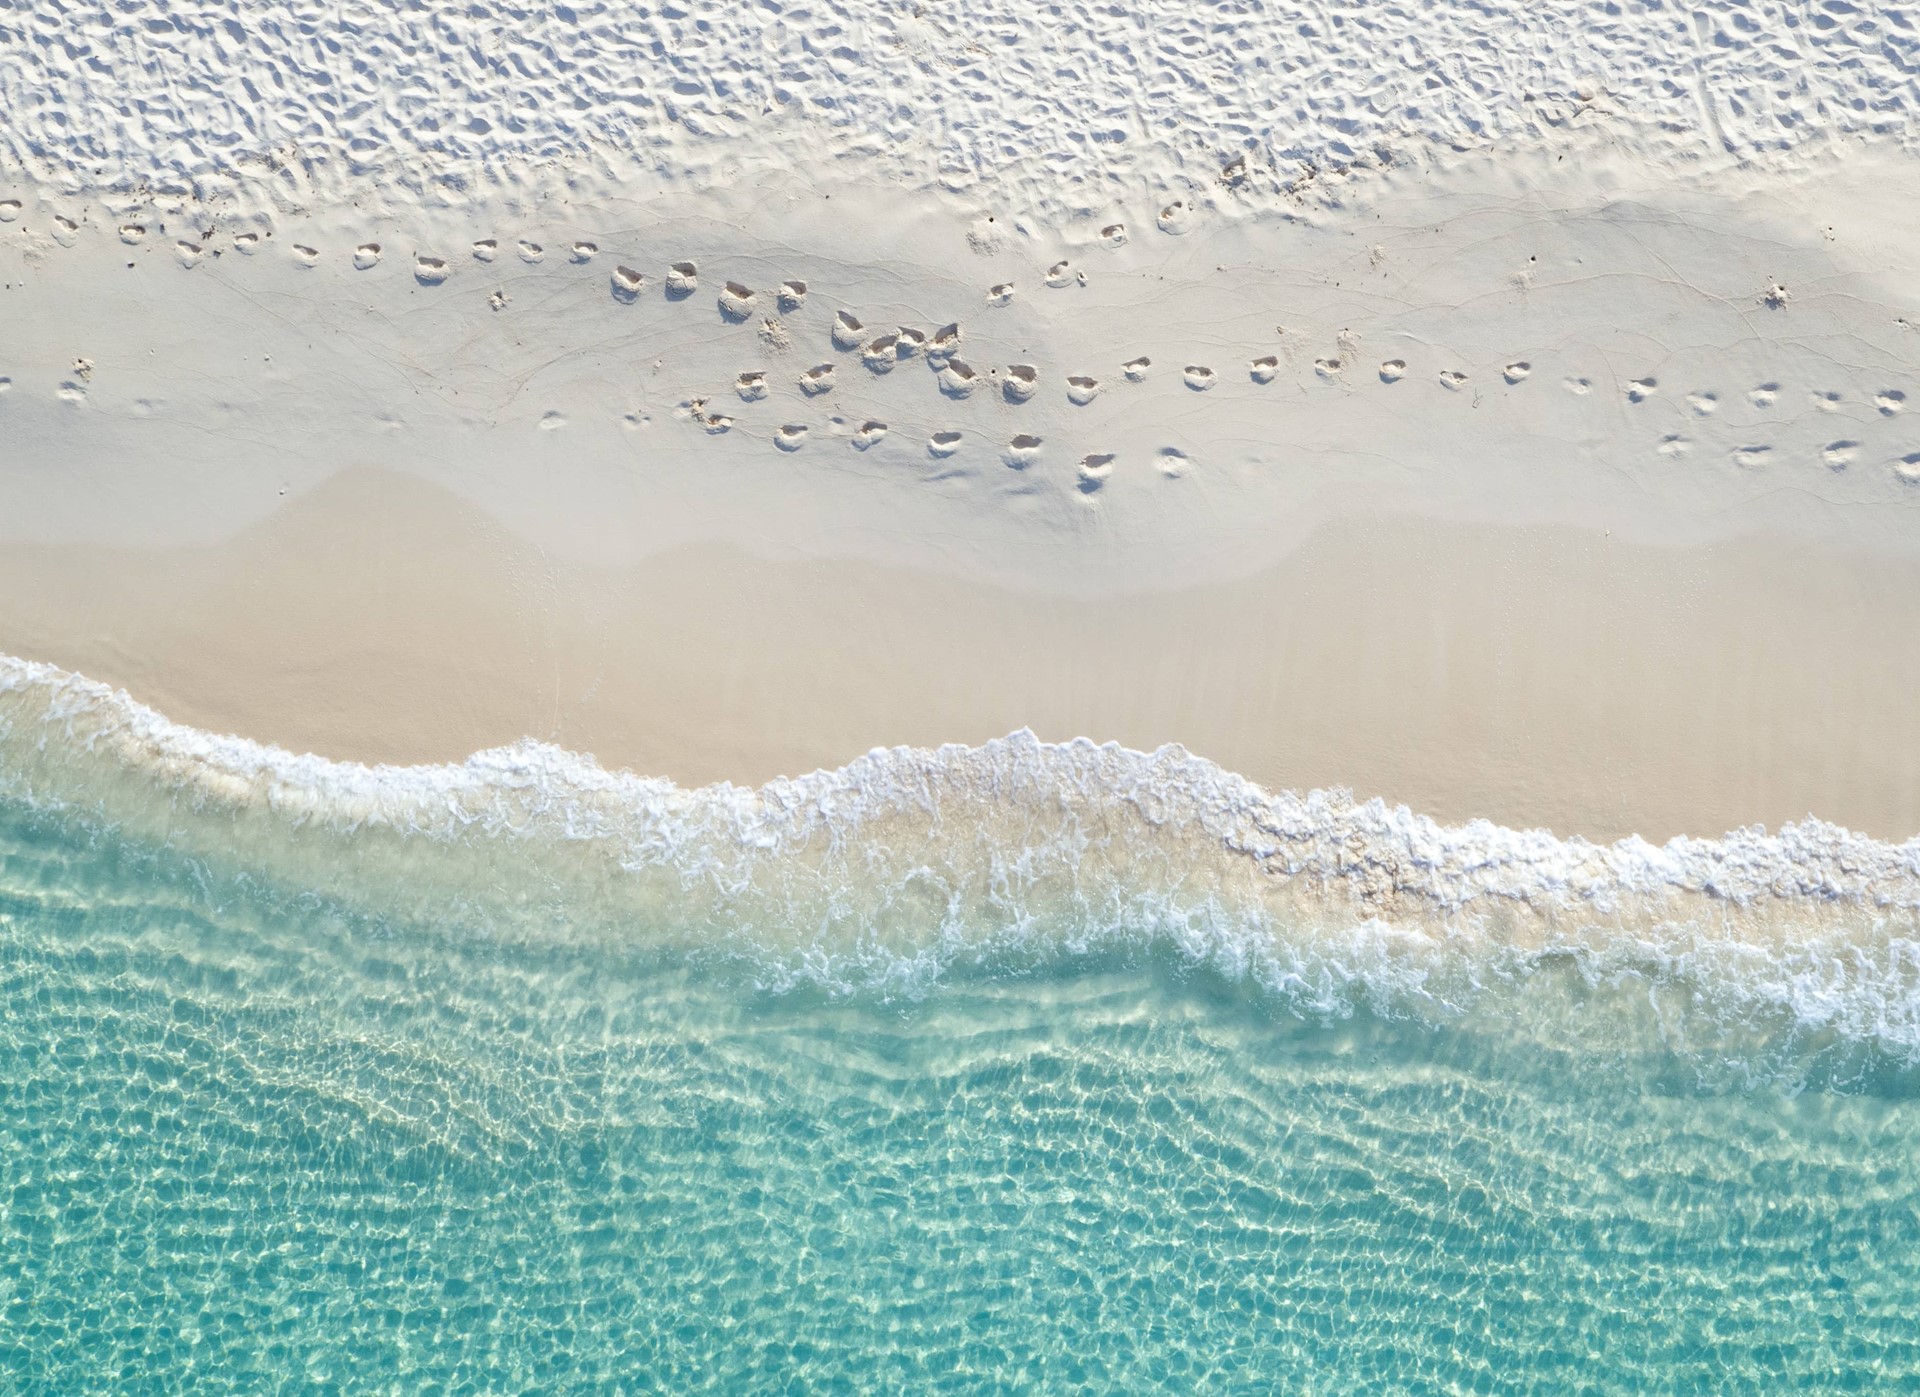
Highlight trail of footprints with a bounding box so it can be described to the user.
[1592,376,1912,474]
[671,281,1920,490]
[8,208,1920,491]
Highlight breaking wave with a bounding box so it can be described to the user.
[5,653,1920,1072]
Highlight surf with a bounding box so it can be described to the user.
[3,651,1917,1077]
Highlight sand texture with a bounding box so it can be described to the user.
[2,1,1911,215]
[3,2,1920,841]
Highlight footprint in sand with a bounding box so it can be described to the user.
[353,243,382,270]
[517,240,545,264]
[774,424,808,451]
[666,261,698,298]
[1503,361,1532,384]
[735,371,768,401]
[799,363,835,396]
[414,255,450,285]
[986,284,1015,307]
[1156,200,1193,235]
[1563,377,1592,395]
[684,398,732,434]
[1101,223,1128,247]
[293,244,319,268]
[1687,392,1718,416]
[719,282,756,321]
[1733,445,1772,468]
[538,411,567,431]
[1897,453,1920,484]
[778,280,808,312]
[937,361,980,397]
[928,324,963,363]
[1748,382,1779,408]
[1379,360,1406,384]
[1183,365,1217,391]
[1078,454,1115,491]
[896,327,927,359]
[1250,356,1279,384]
[1004,434,1043,468]
[1045,261,1073,288]
[51,215,79,246]
[570,241,597,263]
[861,334,899,373]
[832,311,864,351]
[611,265,646,301]
[1123,356,1152,382]
[1314,358,1344,379]
[1440,370,1469,391]
[57,380,87,404]
[118,224,147,245]
[173,241,204,268]
[0,200,19,222]
[1004,365,1039,403]
[1822,441,1858,470]
[472,239,498,262]
[1657,434,1691,458]
[488,289,510,311]
[1876,390,1906,416]
[928,431,963,458]
[853,420,889,450]
[1067,375,1103,405]
[232,232,261,254]
[1626,377,1657,403]
[1158,447,1193,479]
[1812,390,1842,412]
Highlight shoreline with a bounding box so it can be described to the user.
[6,143,1920,844]
[4,467,1919,843]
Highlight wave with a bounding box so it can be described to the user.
[5,653,1920,1065]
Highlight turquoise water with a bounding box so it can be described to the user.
[4,792,1919,1393]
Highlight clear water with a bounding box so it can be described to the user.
[3,798,1918,1393]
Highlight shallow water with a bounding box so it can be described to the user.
[3,792,1918,1392]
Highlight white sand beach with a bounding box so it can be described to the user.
[4,2,1920,841]
[19,15,1920,1392]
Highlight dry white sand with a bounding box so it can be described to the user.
[4,2,1920,841]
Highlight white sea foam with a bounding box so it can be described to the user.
[5,652,1919,1058]
[10,651,1920,912]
